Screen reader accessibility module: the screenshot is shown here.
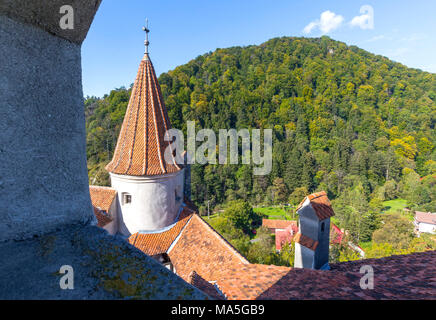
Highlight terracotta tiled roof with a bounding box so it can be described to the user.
[188,271,224,300]
[168,214,249,282]
[89,185,117,213]
[105,54,182,176]
[216,264,290,300]
[297,191,335,220]
[128,205,195,256]
[326,250,436,299]
[93,207,113,228]
[262,219,296,230]
[216,250,436,300]
[294,232,319,251]
[415,211,436,225]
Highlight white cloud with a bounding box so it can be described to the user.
[303,21,318,34]
[350,5,374,30]
[350,15,371,29]
[303,10,344,35]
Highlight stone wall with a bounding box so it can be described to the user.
[0,14,94,241]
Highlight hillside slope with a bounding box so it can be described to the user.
[85,36,436,218]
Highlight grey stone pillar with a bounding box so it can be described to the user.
[0,1,102,241]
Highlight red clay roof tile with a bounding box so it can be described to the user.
[294,232,319,251]
[106,55,181,176]
[89,185,117,213]
[93,207,113,228]
[262,219,297,230]
[297,191,335,220]
[188,271,224,300]
[215,251,436,300]
[215,264,290,300]
[168,214,249,282]
[415,211,436,225]
[128,205,194,256]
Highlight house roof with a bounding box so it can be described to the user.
[93,207,113,228]
[330,223,344,244]
[168,214,249,282]
[89,185,117,213]
[89,186,116,227]
[294,232,319,251]
[215,264,290,300]
[105,54,182,176]
[214,250,436,300]
[275,222,298,250]
[275,230,294,251]
[128,204,195,256]
[188,271,224,300]
[123,191,434,300]
[262,219,297,230]
[415,211,436,225]
[297,191,335,220]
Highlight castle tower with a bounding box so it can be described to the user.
[106,22,184,235]
[293,191,335,270]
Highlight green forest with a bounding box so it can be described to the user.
[85,36,436,262]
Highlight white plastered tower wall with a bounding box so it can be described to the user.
[102,199,118,235]
[294,244,315,269]
[111,169,185,235]
[104,25,185,236]
[294,197,318,269]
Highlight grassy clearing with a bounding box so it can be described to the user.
[203,213,220,223]
[253,206,296,220]
[382,198,414,221]
[382,199,408,214]
[203,206,297,224]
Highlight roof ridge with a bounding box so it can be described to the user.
[194,214,250,264]
[125,61,146,174]
[89,185,116,190]
[166,213,195,253]
[131,232,139,246]
[296,191,335,220]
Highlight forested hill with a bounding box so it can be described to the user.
[86,36,436,217]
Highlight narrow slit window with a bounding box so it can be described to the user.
[122,192,132,205]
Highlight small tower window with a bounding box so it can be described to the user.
[321,222,325,232]
[175,185,182,202]
[122,192,132,205]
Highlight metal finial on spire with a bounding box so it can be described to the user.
[142,19,150,57]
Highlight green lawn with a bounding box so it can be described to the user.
[382,199,408,214]
[204,206,297,224]
[382,198,414,221]
[253,206,296,220]
[203,213,220,224]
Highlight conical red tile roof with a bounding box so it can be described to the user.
[106,54,182,176]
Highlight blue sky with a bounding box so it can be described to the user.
[82,0,436,98]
